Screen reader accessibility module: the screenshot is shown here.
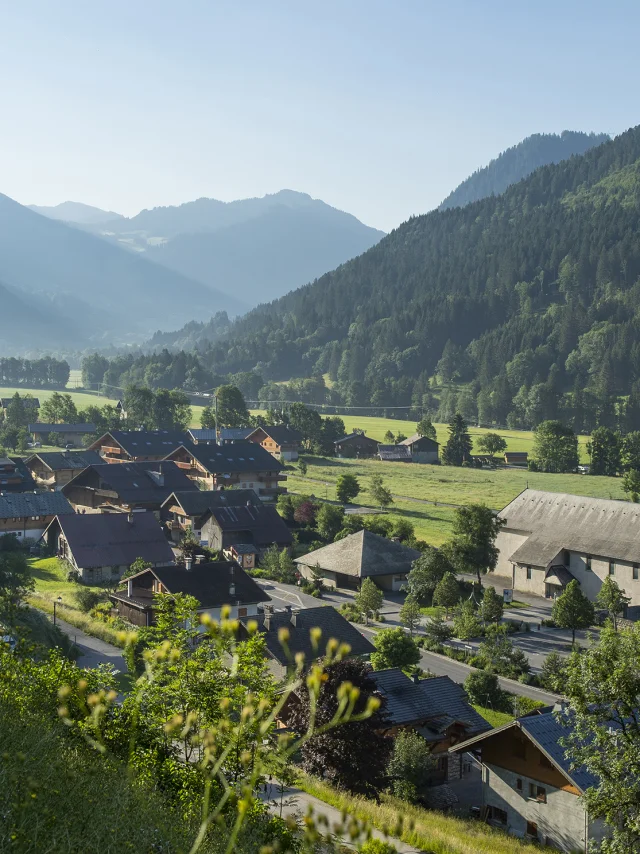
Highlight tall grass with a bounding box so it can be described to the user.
[27,593,126,647]
[298,775,550,854]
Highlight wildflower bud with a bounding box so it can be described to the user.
[278,626,290,645]
[247,619,258,634]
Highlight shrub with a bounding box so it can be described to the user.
[66,568,81,583]
[360,840,398,854]
[74,588,104,612]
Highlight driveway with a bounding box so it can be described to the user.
[40,609,126,673]
[258,781,422,853]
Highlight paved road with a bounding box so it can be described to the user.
[258,782,422,853]
[356,624,560,705]
[42,610,126,672]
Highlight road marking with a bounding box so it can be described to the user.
[269,586,304,608]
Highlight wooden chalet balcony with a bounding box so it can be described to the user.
[173,460,196,470]
[101,446,121,455]
[257,474,288,483]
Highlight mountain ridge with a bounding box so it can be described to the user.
[439,130,610,210]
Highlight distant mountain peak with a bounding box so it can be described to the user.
[28,200,124,224]
[439,130,610,210]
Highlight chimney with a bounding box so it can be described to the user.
[185,556,193,571]
[412,672,420,685]
[127,512,134,524]
[195,554,204,564]
[263,603,273,630]
[127,578,133,598]
[290,608,301,627]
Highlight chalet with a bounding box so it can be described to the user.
[377,444,412,462]
[334,432,379,458]
[238,605,375,678]
[218,428,254,444]
[26,450,103,490]
[61,461,198,515]
[504,452,528,467]
[88,430,189,463]
[1,396,39,415]
[0,457,36,493]
[205,501,293,552]
[224,543,259,569]
[246,425,303,462]
[29,423,96,448]
[161,488,262,545]
[163,441,287,501]
[449,707,607,852]
[398,434,439,463]
[371,669,490,782]
[44,511,176,582]
[110,558,271,626]
[0,491,74,541]
[495,489,640,605]
[295,530,421,591]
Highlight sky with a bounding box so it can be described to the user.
[0,0,637,232]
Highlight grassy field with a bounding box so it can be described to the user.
[286,456,625,545]
[298,774,551,854]
[0,386,118,410]
[332,414,592,462]
[27,557,125,647]
[472,705,514,728]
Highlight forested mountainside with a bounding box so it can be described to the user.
[175,125,640,431]
[439,131,609,210]
[0,193,244,351]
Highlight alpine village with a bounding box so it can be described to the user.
[2,10,640,854]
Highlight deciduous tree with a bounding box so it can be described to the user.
[476,432,507,457]
[595,576,630,630]
[481,585,504,624]
[531,420,578,473]
[399,594,422,635]
[416,417,437,441]
[447,504,504,585]
[336,473,360,504]
[371,627,421,671]
[369,474,393,509]
[386,730,435,802]
[216,385,249,428]
[552,579,595,644]
[403,547,452,604]
[354,577,383,624]
[431,572,460,617]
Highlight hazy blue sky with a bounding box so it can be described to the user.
[1,0,637,231]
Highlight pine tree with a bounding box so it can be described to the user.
[441,413,472,466]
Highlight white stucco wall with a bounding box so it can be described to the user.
[512,564,547,596]
[568,552,640,606]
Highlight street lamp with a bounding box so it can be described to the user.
[53,595,62,626]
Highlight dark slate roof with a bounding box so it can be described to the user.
[229,543,259,555]
[398,433,439,449]
[29,423,96,434]
[416,676,490,735]
[163,488,262,516]
[449,708,599,793]
[370,669,432,726]
[28,450,103,471]
[65,461,198,506]
[219,428,254,442]
[334,432,378,444]
[0,491,74,518]
[519,711,598,793]
[93,430,189,456]
[209,503,293,546]
[0,457,36,493]
[250,425,303,445]
[54,511,175,569]
[378,445,412,461]
[295,530,420,578]
[1,397,39,408]
[240,606,375,665]
[139,562,271,609]
[187,429,219,442]
[173,440,284,474]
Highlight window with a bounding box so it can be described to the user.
[529,783,547,803]
[526,821,538,838]
[526,566,532,580]
[585,555,592,572]
[609,561,615,576]
[516,778,523,792]
[492,806,508,825]
[634,565,639,581]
